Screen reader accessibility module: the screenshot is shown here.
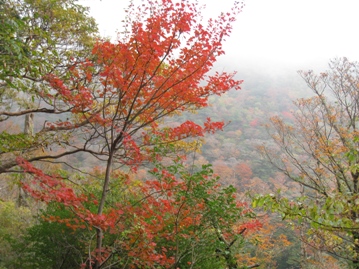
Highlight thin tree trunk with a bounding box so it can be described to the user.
[94,151,114,269]
[17,113,34,207]
[24,113,34,137]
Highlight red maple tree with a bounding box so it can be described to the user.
[16,0,246,267]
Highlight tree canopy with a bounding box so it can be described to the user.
[256,58,359,268]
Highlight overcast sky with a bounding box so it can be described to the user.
[80,0,359,72]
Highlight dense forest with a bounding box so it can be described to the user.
[1,1,359,268]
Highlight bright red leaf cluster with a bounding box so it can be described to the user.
[41,0,243,156]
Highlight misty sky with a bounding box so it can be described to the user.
[80,0,359,72]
